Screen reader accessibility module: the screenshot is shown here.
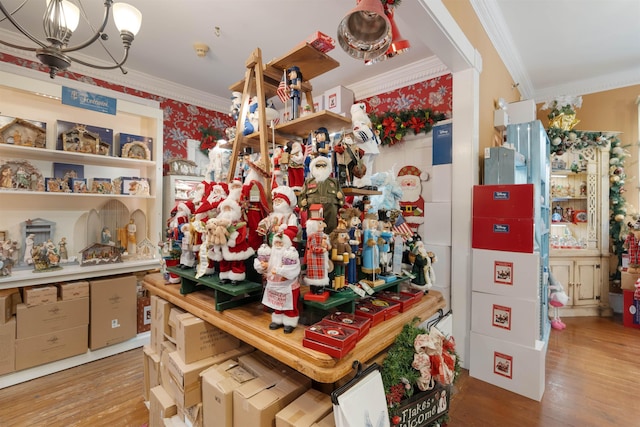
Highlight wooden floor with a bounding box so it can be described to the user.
[0,316,637,427]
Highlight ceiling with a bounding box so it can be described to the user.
[1,0,639,111]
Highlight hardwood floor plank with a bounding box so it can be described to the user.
[0,316,636,426]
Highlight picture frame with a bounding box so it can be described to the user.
[492,304,512,330]
[119,177,150,196]
[494,260,513,285]
[57,120,113,156]
[493,352,513,379]
[118,133,153,160]
[0,115,47,148]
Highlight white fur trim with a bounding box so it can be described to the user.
[282,316,299,327]
[228,271,246,281]
[222,246,255,261]
[271,312,283,324]
[405,217,425,224]
[304,276,329,286]
[219,270,229,280]
[227,231,239,247]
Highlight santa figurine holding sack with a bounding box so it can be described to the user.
[254,229,301,333]
[217,197,255,284]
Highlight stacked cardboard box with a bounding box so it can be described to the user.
[470,184,547,401]
[15,295,89,370]
[89,275,137,350]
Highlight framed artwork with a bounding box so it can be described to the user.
[494,352,513,379]
[492,304,512,330]
[120,177,150,196]
[494,261,513,285]
[118,133,153,160]
[0,115,47,148]
[57,120,113,156]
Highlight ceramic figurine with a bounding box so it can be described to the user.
[303,218,331,295]
[329,219,354,290]
[298,156,344,233]
[216,197,255,284]
[287,66,303,120]
[254,229,300,333]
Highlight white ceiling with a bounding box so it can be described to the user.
[1,0,639,111]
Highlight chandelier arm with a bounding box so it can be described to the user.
[0,38,38,52]
[0,0,28,24]
[0,2,48,49]
[61,0,113,54]
[67,47,130,72]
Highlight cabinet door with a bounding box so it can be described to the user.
[549,259,573,301]
[573,258,601,306]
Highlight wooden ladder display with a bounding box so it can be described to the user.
[227,48,271,182]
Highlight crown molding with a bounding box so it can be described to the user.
[347,56,450,100]
[470,0,534,99]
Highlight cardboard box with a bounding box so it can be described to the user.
[167,306,187,342]
[303,31,335,53]
[0,316,16,375]
[22,285,58,307]
[472,216,535,253]
[175,312,240,364]
[623,290,640,329]
[15,324,88,371]
[150,385,177,427]
[0,288,21,324]
[621,271,640,291]
[471,291,541,347]
[423,202,452,245]
[431,164,452,202]
[507,100,536,125]
[151,295,172,355]
[167,344,254,408]
[473,184,535,219]
[16,298,89,339]
[144,345,161,401]
[183,402,202,427]
[469,331,546,401]
[201,359,257,427]
[324,86,354,118]
[233,359,312,427]
[138,295,152,333]
[57,281,89,300]
[89,275,137,350]
[471,249,541,300]
[275,388,333,427]
[311,412,336,427]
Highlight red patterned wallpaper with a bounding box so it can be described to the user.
[1,53,452,163]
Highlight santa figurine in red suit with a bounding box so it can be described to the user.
[257,186,299,247]
[190,180,212,213]
[192,182,228,267]
[303,217,331,298]
[168,200,194,242]
[234,156,270,251]
[217,197,255,284]
[254,228,301,333]
[287,140,305,192]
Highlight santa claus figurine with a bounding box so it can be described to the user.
[397,165,429,233]
[257,186,299,246]
[169,200,194,242]
[351,102,380,188]
[298,156,344,234]
[287,141,305,192]
[232,157,270,251]
[254,229,301,333]
[217,197,255,284]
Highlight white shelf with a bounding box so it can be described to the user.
[0,259,161,289]
[0,332,150,389]
[0,189,155,199]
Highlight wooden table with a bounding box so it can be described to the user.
[143,273,446,384]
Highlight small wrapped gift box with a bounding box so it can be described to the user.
[323,311,371,340]
[400,287,425,305]
[302,336,356,359]
[376,290,417,313]
[304,319,359,349]
[355,298,391,327]
[305,31,335,53]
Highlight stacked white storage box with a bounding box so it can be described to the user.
[469,120,551,401]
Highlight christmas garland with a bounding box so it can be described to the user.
[381,317,461,425]
[199,126,224,155]
[369,108,447,146]
[547,128,629,261]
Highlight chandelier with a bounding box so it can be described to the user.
[0,0,142,78]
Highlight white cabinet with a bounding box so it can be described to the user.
[549,145,610,316]
[549,258,602,312]
[0,70,162,387]
[162,175,203,227]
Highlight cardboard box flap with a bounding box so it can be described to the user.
[235,376,279,400]
[276,388,333,426]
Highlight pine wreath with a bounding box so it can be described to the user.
[369,108,447,147]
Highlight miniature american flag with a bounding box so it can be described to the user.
[304,134,314,157]
[393,214,413,241]
[276,71,288,103]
